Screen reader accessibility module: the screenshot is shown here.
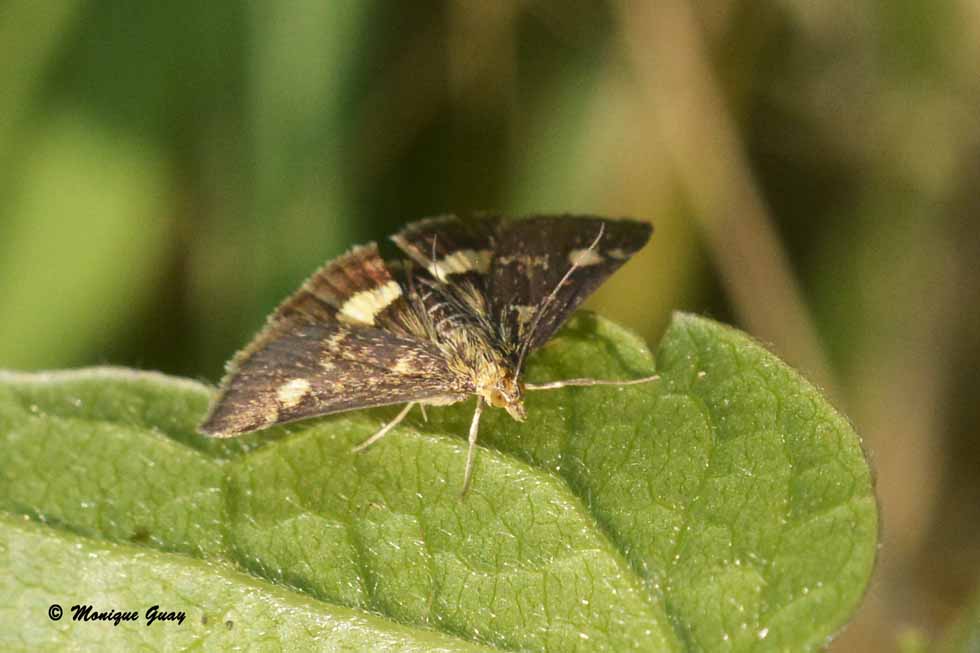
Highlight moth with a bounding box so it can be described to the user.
[200,214,657,493]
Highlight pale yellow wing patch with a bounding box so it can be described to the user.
[567,248,604,267]
[276,378,312,408]
[427,249,492,282]
[337,280,403,325]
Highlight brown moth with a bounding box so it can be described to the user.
[200,214,656,493]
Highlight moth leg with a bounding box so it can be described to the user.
[460,397,485,496]
[418,403,429,422]
[351,402,416,453]
[525,374,660,391]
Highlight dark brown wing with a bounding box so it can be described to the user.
[272,242,421,336]
[489,215,652,358]
[391,215,502,346]
[391,214,500,284]
[200,323,467,436]
[199,243,468,436]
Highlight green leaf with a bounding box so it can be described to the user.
[1,515,491,652]
[0,313,877,651]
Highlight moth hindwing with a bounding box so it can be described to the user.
[200,214,654,493]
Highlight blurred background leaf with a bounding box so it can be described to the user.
[935,582,980,653]
[1,1,978,651]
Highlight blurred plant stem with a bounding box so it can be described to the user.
[353,17,446,184]
[448,1,518,123]
[617,0,840,404]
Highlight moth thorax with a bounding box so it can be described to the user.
[478,367,527,423]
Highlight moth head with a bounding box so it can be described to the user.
[482,373,526,422]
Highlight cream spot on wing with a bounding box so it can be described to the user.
[320,359,336,371]
[337,280,402,325]
[607,247,629,260]
[568,248,603,267]
[512,304,537,334]
[392,357,417,375]
[428,249,492,282]
[495,254,549,270]
[277,378,311,408]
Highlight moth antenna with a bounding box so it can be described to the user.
[524,373,660,391]
[517,224,606,371]
[351,402,416,453]
[460,397,484,497]
[431,233,439,275]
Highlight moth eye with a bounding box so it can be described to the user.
[488,390,508,408]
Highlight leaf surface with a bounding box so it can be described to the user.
[0,313,877,651]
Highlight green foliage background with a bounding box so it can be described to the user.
[1,1,978,651]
